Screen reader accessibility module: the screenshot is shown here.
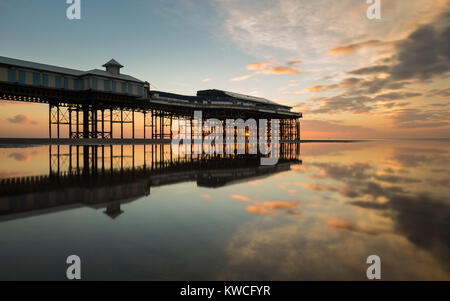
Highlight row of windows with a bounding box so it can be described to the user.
[8,69,83,90]
[97,78,142,96]
[6,69,143,96]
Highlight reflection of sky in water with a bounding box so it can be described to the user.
[0,141,449,280]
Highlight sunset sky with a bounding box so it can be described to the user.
[0,0,449,139]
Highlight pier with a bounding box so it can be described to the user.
[0,56,302,141]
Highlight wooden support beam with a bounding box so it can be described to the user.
[57,105,60,139]
[76,106,79,138]
[49,104,52,139]
[110,109,113,139]
[151,110,154,139]
[102,109,105,139]
[143,112,146,139]
[132,110,135,140]
[170,115,173,140]
[160,113,163,140]
[121,109,124,139]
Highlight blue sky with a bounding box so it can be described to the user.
[0,0,332,101]
[0,0,248,93]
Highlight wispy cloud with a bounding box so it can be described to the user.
[263,66,300,75]
[307,84,340,92]
[231,74,253,82]
[246,201,300,216]
[231,194,250,201]
[235,61,300,81]
[327,219,384,235]
[215,0,444,59]
[348,65,390,75]
[328,40,391,56]
[246,61,273,70]
[306,77,361,92]
[388,108,450,129]
[287,60,301,66]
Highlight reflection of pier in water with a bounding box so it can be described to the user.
[0,143,301,221]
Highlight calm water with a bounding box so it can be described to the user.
[0,141,449,280]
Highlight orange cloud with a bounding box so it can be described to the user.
[246,205,272,215]
[287,189,298,196]
[307,84,339,92]
[306,77,361,92]
[201,78,212,82]
[231,74,252,81]
[202,193,212,199]
[245,201,300,216]
[231,194,250,201]
[263,201,299,210]
[301,183,330,191]
[327,219,356,230]
[246,61,272,70]
[307,97,327,102]
[263,67,300,75]
[328,40,385,56]
[327,219,383,235]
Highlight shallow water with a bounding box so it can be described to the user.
[0,141,449,280]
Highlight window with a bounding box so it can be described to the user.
[7,69,15,82]
[92,78,98,90]
[33,73,40,85]
[75,79,85,90]
[18,71,26,84]
[104,80,110,92]
[55,76,62,88]
[112,81,116,92]
[137,85,143,96]
[128,84,133,94]
[121,83,126,93]
[42,74,49,87]
[64,77,69,89]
